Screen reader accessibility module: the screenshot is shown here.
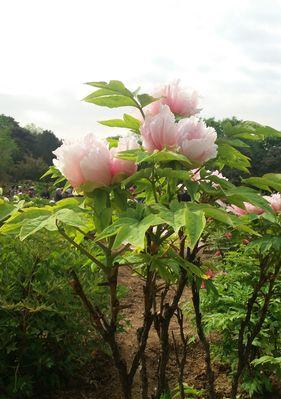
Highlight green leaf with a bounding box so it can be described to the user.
[181,260,205,278]
[86,80,133,96]
[137,93,157,108]
[243,173,281,192]
[223,186,273,213]
[184,209,206,250]
[91,188,112,233]
[84,80,137,109]
[0,200,16,223]
[113,213,163,249]
[251,355,281,367]
[244,121,281,138]
[84,94,136,108]
[187,203,233,225]
[157,168,192,182]
[54,208,89,229]
[138,149,192,165]
[122,168,152,186]
[116,148,146,162]
[19,215,55,240]
[99,114,141,132]
[97,209,163,250]
[216,141,251,172]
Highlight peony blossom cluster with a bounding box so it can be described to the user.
[227,203,264,216]
[227,193,281,216]
[53,134,139,190]
[141,82,217,164]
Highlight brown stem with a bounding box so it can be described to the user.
[155,266,187,398]
[172,307,188,399]
[231,261,280,399]
[191,279,216,399]
[58,226,106,271]
[129,269,156,386]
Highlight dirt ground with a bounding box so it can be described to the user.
[51,267,280,399]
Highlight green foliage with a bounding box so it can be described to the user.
[160,384,204,399]
[0,233,107,398]
[0,128,17,182]
[201,248,281,397]
[84,80,157,111]
[99,113,141,134]
[206,117,281,183]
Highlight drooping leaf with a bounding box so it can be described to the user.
[222,186,273,213]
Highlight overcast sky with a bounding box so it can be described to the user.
[0,0,281,139]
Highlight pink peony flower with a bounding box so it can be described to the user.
[227,204,247,216]
[53,134,112,189]
[244,202,264,214]
[148,80,199,117]
[53,134,138,190]
[110,136,140,180]
[140,105,178,152]
[227,202,264,216]
[177,117,217,163]
[264,193,281,213]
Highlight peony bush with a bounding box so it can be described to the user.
[1,79,281,399]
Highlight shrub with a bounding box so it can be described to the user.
[201,248,281,397]
[0,233,107,398]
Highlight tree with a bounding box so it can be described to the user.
[0,114,61,182]
[0,128,17,182]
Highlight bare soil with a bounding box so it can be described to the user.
[51,267,280,399]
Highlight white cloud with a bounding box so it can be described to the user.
[0,0,280,139]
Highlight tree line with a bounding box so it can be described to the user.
[0,114,62,183]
